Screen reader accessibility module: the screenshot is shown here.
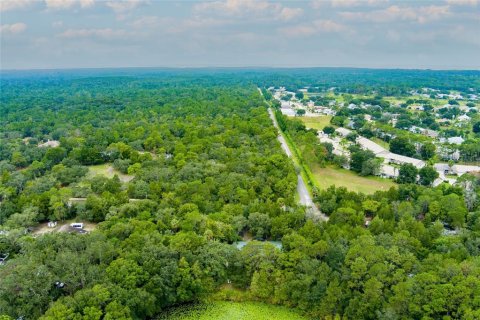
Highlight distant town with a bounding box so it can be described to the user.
[270,85,480,187]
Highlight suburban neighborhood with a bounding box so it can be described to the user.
[269,85,480,187]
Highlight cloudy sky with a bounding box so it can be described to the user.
[1,0,479,70]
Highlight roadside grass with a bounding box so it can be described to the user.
[311,164,396,194]
[295,115,333,130]
[279,128,318,195]
[157,301,309,320]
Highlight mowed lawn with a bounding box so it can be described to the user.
[312,165,396,194]
[158,301,309,320]
[295,115,333,130]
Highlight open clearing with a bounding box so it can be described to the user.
[312,165,396,194]
[32,220,97,236]
[295,115,333,130]
[87,164,134,182]
[157,301,309,320]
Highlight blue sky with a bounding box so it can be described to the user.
[1,0,479,70]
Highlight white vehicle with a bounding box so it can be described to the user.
[70,223,84,229]
[47,221,57,228]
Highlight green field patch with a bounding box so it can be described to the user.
[383,96,405,105]
[157,301,309,320]
[312,165,396,194]
[371,137,390,149]
[87,163,134,182]
[295,115,333,131]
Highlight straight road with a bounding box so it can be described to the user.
[268,108,292,157]
[267,108,328,221]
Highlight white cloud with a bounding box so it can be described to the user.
[278,7,304,21]
[58,28,130,39]
[446,0,478,5]
[331,0,388,7]
[45,0,75,9]
[194,0,271,15]
[130,16,160,29]
[311,0,388,8]
[279,19,349,37]
[340,5,451,23]
[79,0,94,8]
[313,19,348,32]
[194,0,303,21]
[106,0,143,13]
[310,0,323,9]
[0,0,35,12]
[180,17,228,30]
[417,5,451,23]
[166,17,230,34]
[45,0,94,10]
[0,23,27,34]
[280,25,316,37]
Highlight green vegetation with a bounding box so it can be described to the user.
[371,137,389,149]
[158,301,309,320]
[295,115,333,130]
[312,165,396,194]
[276,109,395,194]
[273,110,319,195]
[87,163,133,182]
[1,69,480,320]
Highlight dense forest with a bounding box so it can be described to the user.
[1,70,480,319]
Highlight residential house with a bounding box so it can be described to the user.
[335,127,352,137]
[457,114,471,122]
[425,129,439,138]
[378,151,426,169]
[447,137,465,145]
[409,105,424,111]
[380,164,398,178]
[38,140,60,148]
[451,165,480,176]
[435,163,480,176]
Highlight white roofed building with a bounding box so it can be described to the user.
[335,127,352,137]
[447,137,465,145]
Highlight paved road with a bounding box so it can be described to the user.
[268,108,292,157]
[267,108,328,221]
[297,175,314,207]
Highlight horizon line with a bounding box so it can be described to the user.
[1,65,480,73]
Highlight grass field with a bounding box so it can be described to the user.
[87,164,134,182]
[295,116,333,130]
[383,96,405,105]
[312,165,396,194]
[371,137,390,149]
[157,301,309,320]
